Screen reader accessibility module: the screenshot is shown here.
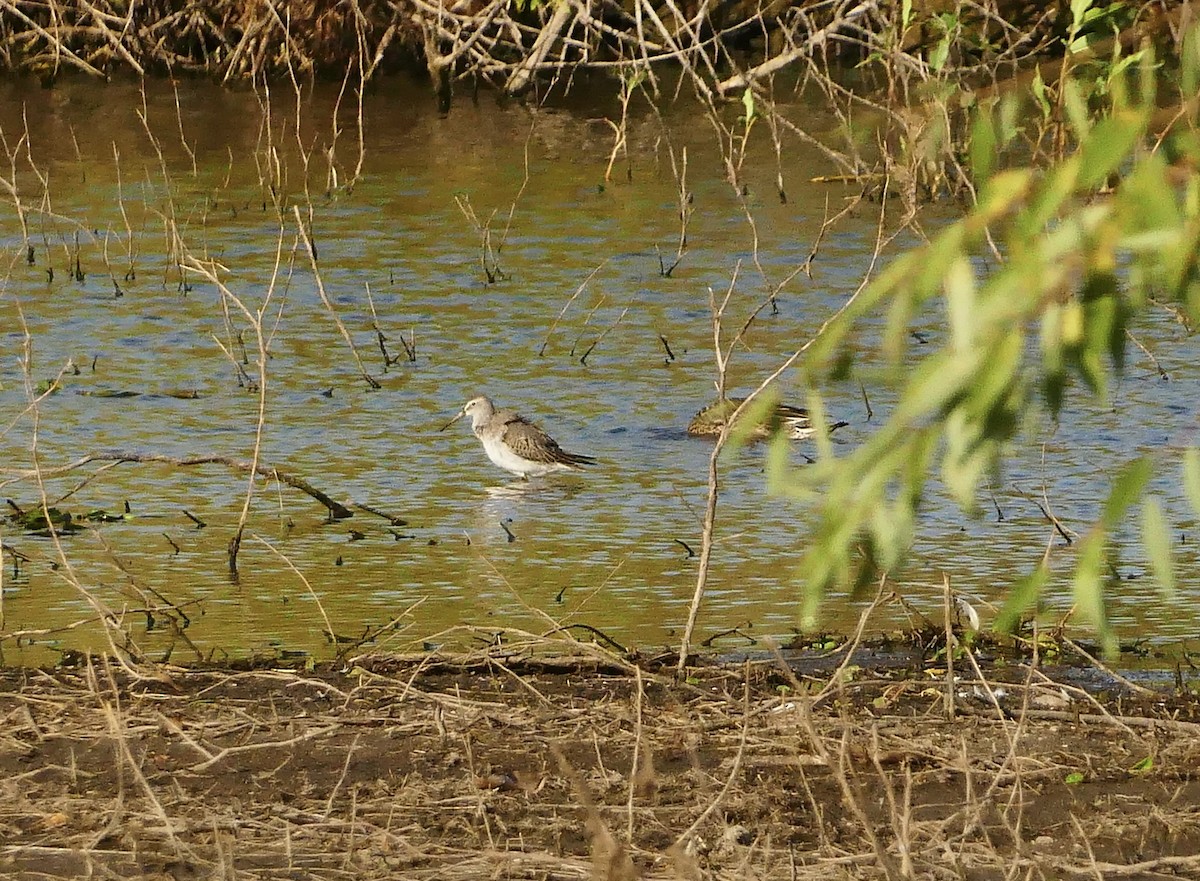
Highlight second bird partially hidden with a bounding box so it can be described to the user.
[687,397,848,440]
[441,396,596,479]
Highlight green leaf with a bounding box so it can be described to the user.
[1068,0,1093,51]
[1031,69,1051,121]
[998,93,1021,145]
[1065,771,1086,785]
[865,503,897,573]
[1136,42,1158,108]
[1077,112,1145,191]
[1160,221,1200,309]
[1130,755,1154,773]
[1101,456,1152,529]
[1107,48,1147,84]
[894,350,974,422]
[969,105,997,183]
[1016,159,1080,240]
[941,330,1022,509]
[801,559,829,630]
[1118,151,1178,232]
[1182,448,1200,517]
[1063,79,1091,139]
[1040,304,1067,415]
[1091,279,1129,378]
[764,429,791,490]
[1141,497,1176,599]
[965,328,1023,417]
[1184,23,1199,97]
[1069,459,1152,657]
[804,387,835,463]
[741,88,757,124]
[930,36,951,72]
[1069,0,1092,30]
[723,390,778,455]
[944,256,976,352]
[977,169,1035,228]
[1072,530,1111,649]
[995,564,1049,634]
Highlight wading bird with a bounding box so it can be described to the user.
[686,397,848,440]
[441,396,596,479]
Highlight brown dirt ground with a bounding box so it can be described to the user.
[0,642,1198,880]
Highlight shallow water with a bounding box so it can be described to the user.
[0,76,1197,664]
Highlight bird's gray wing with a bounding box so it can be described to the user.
[501,416,572,464]
[502,416,593,466]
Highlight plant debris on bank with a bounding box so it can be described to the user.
[1,640,1198,880]
[0,0,1172,99]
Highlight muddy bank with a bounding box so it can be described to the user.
[1,642,1198,879]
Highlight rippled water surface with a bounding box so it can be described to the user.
[0,77,1197,664]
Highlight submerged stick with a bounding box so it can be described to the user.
[292,206,381,390]
[539,260,607,357]
[41,452,354,520]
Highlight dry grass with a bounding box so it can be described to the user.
[1,640,1198,880]
[0,0,411,81]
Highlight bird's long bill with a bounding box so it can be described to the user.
[438,408,466,432]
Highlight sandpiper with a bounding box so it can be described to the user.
[687,397,848,440]
[440,396,596,479]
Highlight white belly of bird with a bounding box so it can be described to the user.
[479,434,565,477]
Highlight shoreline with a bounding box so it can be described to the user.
[2,644,1198,879]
